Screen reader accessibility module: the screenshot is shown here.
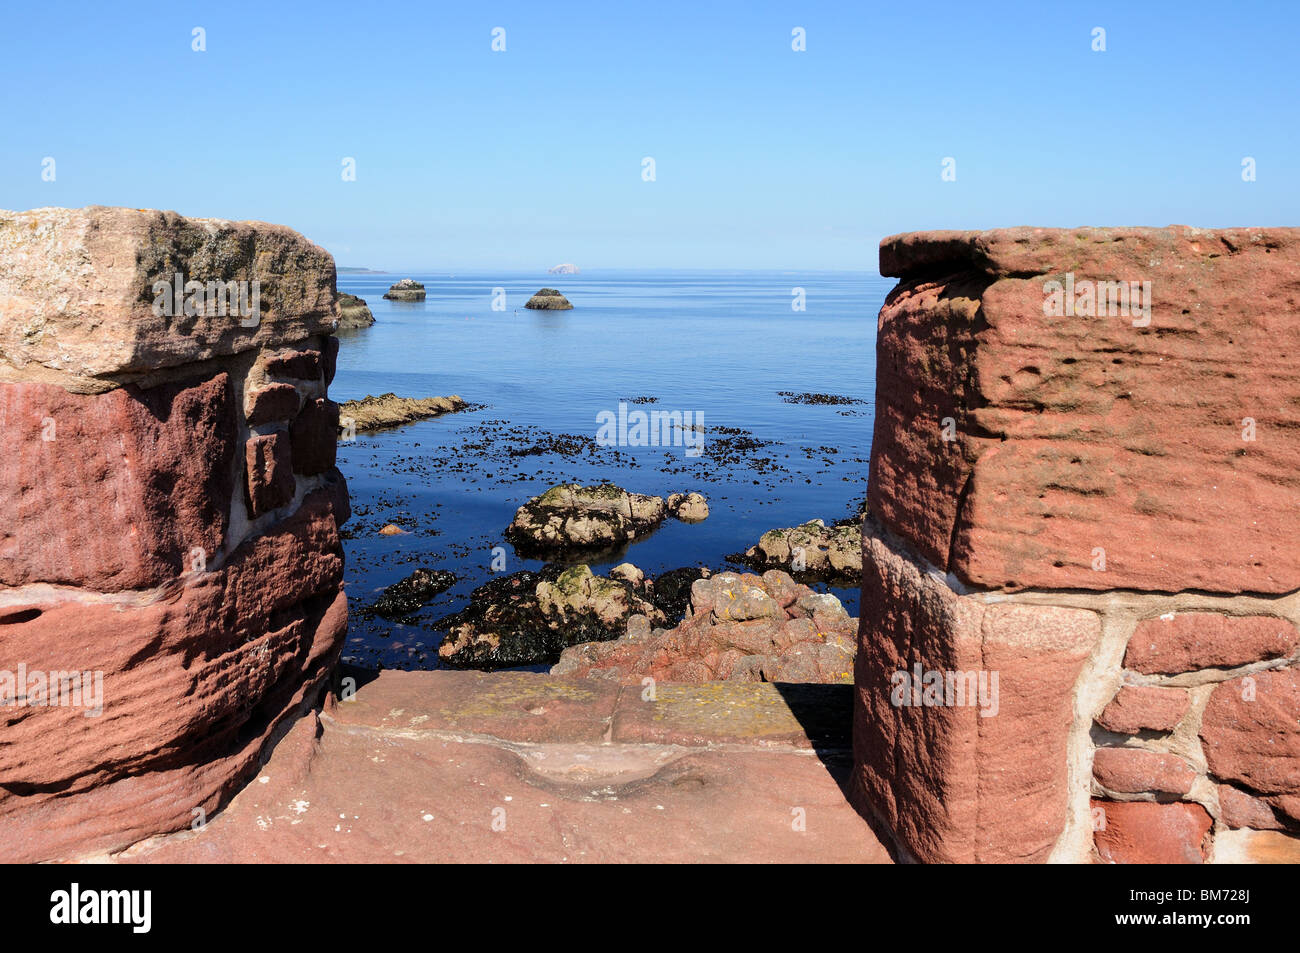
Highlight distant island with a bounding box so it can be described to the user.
[337,266,388,274]
[548,263,580,275]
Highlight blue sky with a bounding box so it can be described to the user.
[2,1,1296,271]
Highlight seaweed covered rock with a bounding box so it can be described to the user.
[524,288,573,310]
[364,568,457,619]
[435,565,662,669]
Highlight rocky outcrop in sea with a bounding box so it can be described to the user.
[337,292,375,328]
[505,483,707,555]
[338,392,469,433]
[524,288,572,310]
[383,278,425,301]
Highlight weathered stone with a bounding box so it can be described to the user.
[667,491,709,521]
[290,397,339,475]
[322,335,340,385]
[554,570,858,685]
[1092,747,1197,795]
[0,206,338,381]
[1212,829,1300,864]
[1126,614,1299,675]
[0,374,236,591]
[1092,799,1213,864]
[1200,667,1300,797]
[850,525,1101,863]
[1096,684,1191,734]
[245,381,301,425]
[265,348,321,380]
[245,431,295,517]
[1217,784,1284,830]
[871,226,1300,594]
[0,486,349,862]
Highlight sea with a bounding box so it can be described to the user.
[333,269,889,669]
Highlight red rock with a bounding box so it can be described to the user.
[1200,667,1300,796]
[322,335,340,386]
[871,226,1300,594]
[290,397,339,475]
[245,381,301,425]
[1092,799,1213,864]
[1096,684,1191,733]
[850,527,1100,863]
[266,348,322,380]
[1092,747,1197,795]
[0,486,349,862]
[1125,614,1298,675]
[0,206,339,380]
[0,374,236,591]
[1218,784,1283,830]
[551,571,858,684]
[245,431,296,517]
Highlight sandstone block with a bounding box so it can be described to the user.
[871,226,1300,593]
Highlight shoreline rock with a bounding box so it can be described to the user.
[338,393,468,433]
[383,279,425,301]
[552,570,857,684]
[524,288,572,310]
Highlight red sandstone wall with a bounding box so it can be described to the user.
[853,227,1300,864]
[0,207,349,862]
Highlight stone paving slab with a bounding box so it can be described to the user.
[331,668,620,744]
[610,681,854,749]
[118,670,889,863]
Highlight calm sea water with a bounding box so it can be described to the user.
[333,269,888,669]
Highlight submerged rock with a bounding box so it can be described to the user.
[524,288,573,310]
[365,568,457,619]
[383,278,426,301]
[338,393,468,433]
[337,292,375,329]
[551,570,857,684]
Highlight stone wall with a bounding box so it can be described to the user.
[0,207,350,862]
[852,226,1300,863]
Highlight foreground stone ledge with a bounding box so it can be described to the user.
[0,206,338,383]
[117,670,889,864]
[871,225,1300,594]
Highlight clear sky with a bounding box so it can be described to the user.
[2,1,1296,271]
